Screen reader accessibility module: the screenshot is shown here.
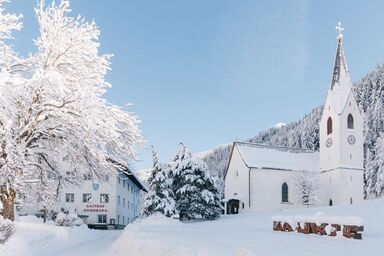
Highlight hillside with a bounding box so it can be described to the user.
[201,64,384,198]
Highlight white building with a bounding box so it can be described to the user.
[61,166,147,229]
[224,28,364,213]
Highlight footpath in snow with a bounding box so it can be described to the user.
[2,216,121,256]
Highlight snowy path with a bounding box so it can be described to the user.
[2,217,122,256]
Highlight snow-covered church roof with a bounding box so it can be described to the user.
[231,141,319,173]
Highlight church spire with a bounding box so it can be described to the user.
[330,22,352,91]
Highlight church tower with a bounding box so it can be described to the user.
[319,23,364,206]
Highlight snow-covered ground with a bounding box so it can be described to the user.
[112,198,383,256]
[2,198,384,256]
[2,216,122,256]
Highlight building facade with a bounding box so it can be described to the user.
[61,169,147,228]
[224,27,364,213]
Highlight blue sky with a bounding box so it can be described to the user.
[7,0,384,170]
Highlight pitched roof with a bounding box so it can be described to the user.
[234,141,319,172]
[327,39,354,114]
[111,160,148,192]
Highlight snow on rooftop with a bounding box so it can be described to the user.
[235,142,319,172]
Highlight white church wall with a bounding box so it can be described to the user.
[339,169,364,205]
[320,170,342,206]
[320,96,342,172]
[250,169,306,213]
[338,93,364,170]
[225,145,250,213]
[319,90,364,207]
[320,169,364,206]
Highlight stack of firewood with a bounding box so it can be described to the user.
[273,221,364,240]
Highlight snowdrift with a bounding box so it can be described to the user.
[111,198,384,256]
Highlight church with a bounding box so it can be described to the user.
[224,25,365,214]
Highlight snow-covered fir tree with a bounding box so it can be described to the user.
[171,143,222,220]
[141,147,175,217]
[0,0,143,221]
[293,171,322,207]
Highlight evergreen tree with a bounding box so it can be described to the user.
[171,143,222,220]
[141,147,175,217]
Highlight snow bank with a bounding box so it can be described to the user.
[55,212,83,227]
[1,215,119,256]
[135,213,181,226]
[112,214,191,256]
[272,212,364,226]
[0,216,14,244]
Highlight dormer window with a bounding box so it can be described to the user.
[327,117,333,135]
[347,114,354,129]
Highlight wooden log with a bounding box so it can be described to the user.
[308,223,317,234]
[282,222,293,232]
[343,225,364,240]
[273,221,282,231]
[317,223,328,236]
[296,223,305,234]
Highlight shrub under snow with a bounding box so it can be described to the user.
[55,212,83,227]
[0,216,14,244]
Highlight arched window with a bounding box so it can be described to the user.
[327,117,332,135]
[347,114,354,129]
[282,183,288,203]
[329,199,333,206]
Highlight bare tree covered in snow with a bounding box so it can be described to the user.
[0,0,143,221]
[294,171,322,207]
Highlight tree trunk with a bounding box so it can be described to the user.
[0,187,16,221]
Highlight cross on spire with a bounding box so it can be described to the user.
[335,22,344,41]
[336,22,344,34]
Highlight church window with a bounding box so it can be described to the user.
[347,114,354,129]
[327,117,332,135]
[350,197,353,204]
[281,183,288,203]
[350,154,352,159]
[329,199,333,206]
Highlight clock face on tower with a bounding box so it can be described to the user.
[347,135,356,145]
[326,138,333,148]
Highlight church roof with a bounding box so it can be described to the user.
[327,36,354,115]
[233,141,319,172]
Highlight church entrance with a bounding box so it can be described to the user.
[226,199,240,214]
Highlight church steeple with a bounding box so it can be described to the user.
[330,40,352,90]
[319,22,364,206]
[330,22,352,91]
[327,22,353,114]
